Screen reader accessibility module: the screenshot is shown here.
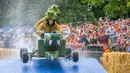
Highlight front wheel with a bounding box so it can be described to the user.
[72,52,79,62]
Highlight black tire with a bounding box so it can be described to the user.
[73,52,79,62]
[20,48,28,59]
[22,52,29,63]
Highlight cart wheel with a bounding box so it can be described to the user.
[72,52,79,62]
[22,52,29,63]
[20,48,27,59]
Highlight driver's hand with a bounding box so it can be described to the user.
[36,31,44,35]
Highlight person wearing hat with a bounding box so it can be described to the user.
[34,4,63,35]
[34,5,63,56]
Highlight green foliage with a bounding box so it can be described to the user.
[80,0,130,19]
[103,0,129,19]
[127,1,130,7]
[56,0,130,25]
[79,0,106,19]
[80,0,105,7]
[57,0,97,26]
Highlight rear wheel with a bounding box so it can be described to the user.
[22,52,29,63]
[20,48,27,59]
[73,52,79,62]
[20,48,29,63]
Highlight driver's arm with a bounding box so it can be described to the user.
[34,17,45,30]
[55,24,63,34]
[36,23,45,35]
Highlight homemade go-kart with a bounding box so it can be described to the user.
[20,32,79,63]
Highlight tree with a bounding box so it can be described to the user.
[80,0,130,19]
[104,0,130,19]
[80,0,105,7]
[80,0,106,19]
[57,0,97,26]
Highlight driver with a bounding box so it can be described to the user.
[34,5,63,35]
[34,4,63,47]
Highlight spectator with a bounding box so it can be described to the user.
[79,35,89,45]
[97,29,111,50]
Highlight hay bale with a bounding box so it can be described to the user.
[102,52,130,73]
[0,48,11,58]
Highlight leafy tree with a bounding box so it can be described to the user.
[104,0,130,19]
[80,0,105,7]
[80,0,130,19]
[57,0,97,26]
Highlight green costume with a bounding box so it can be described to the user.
[45,4,60,20]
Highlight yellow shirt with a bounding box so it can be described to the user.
[36,22,63,35]
[34,17,63,35]
[34,17,46,30]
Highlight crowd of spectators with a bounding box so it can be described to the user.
[67,18,130,52]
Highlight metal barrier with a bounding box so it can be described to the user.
[86,45,104,61]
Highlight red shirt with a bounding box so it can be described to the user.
[98,35,109,44]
